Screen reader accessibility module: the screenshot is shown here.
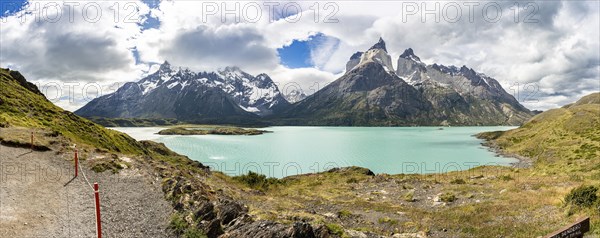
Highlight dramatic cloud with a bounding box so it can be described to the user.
[0,0,598,111]
[159,24,279,73]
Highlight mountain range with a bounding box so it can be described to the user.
[76,38,533,126]
[76,63,289,124]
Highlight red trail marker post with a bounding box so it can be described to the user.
[74,149,79,177]
[94,182,102,238]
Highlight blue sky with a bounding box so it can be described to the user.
[278,34,334,69]
[1,0,27,17]
[140,0,161,30]
[277,38,312,68]
[138,0,321,70]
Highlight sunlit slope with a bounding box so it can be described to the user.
[0,68,144,154]
[479,92,599,166]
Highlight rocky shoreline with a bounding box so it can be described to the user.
[475,132,533,168]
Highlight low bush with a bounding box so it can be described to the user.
[440,192,457,203]
[233,171,280,190]
[565,185,598,207]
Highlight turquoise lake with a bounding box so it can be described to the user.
[112,126,518,178]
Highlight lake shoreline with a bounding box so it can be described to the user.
[112,126,520,178]
[475,131,533,169]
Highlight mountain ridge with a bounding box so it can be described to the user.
[277,38,533,126]
[75,62,290,124]
[76,38,533,126]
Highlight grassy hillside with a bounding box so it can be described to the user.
[478,92,599,167]
[0,68,144,154]
[477,92,600,235]
[0,68,330,238]
[3,67,600,237]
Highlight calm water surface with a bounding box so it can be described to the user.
[111,126,518,178]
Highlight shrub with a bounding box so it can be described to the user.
[440,192,457,203]
[499,175,513,181]
[404,191,415,202]
[450,178,466,184]
[377,217,398,225]
[565,185,598,207]
[169,213,188,235]
[91,160,124,174]
[184,228,208,238]
[326,223,344,236]
[233,171,280,190]
[338,210,352,218]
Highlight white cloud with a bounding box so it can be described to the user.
[159,24,279,73]
[309,35,340,71]
[268,66,339,96]
[0,0,598,112]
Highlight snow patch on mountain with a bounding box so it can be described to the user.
[129,62,290,116]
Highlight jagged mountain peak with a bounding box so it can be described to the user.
[460,65,477,75]
[368,37,387,52]
[396,48,426,81]
[400,48,421,62]
[159,60,173,71]
[76,63,291,119]
[350,37,394,73]
[221,66,242,72]
[346,52,364,71]
[350,51,363,60]
[218,66,254,80]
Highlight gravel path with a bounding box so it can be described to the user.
[0,145,175,237]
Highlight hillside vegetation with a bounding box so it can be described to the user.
[478,92,600,234]
[478,92,600,166]
[0,68,144,154]
[0,68,333,238]
[3,67,600,237]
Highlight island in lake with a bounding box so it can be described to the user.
[157,126,270,136]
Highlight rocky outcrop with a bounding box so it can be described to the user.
[6,70,46,98]
[346,52,364,72]
[159,166,332,238]
[220,220,329,238]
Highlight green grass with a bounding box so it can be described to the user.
[337,210,353,218]
[377,217,398,225]
[325,223,345,237]
[439,192,457,203]
[477,93,600,167]
[233,171,281,191]
[4,68,600,237]
[0,68,144,154]
[565,185,598,208]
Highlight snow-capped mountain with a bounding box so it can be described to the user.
[76,38,533,126]
[279,38,533,126]
[283,89,307,103]
[75,62,290,122]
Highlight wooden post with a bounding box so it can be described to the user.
[30,132,34,150]
[74,149,78,177]
[94,182,102,238]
